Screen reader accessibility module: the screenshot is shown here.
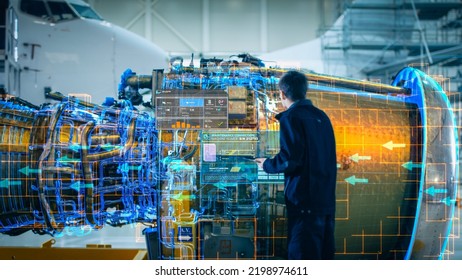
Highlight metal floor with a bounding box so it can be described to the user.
[0,225,147,249]
[0,208,461,260]
[0,226,461,259]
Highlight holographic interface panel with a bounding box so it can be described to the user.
[0,57,457,260]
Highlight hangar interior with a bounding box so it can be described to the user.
[0,0,460,260]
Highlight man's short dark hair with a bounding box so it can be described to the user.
[278,70,308,101]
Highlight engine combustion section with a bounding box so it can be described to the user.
[0,97,158,236]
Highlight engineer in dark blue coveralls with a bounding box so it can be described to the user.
[255,70,337,260]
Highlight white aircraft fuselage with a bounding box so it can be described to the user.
[4,0,169,105]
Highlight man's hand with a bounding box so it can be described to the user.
[254,158,267,169]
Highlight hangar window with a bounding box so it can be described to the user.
[20,0,49,20]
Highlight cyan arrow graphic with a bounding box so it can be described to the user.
[345,175,369,185]
[401,161,423,171]
[59,156,79,163]
[440,196,454,207]
[70,182,93,191]
[70,182,82,191]
[19,166,42,176]
[120,163,141,172]
[0,179,22,188]
[425,186,448,197]
[69,144,88,153]
[383,141,406,151]
[101,144,122,151]
[349,153,371,163]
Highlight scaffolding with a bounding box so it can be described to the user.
[321,0,462,86]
